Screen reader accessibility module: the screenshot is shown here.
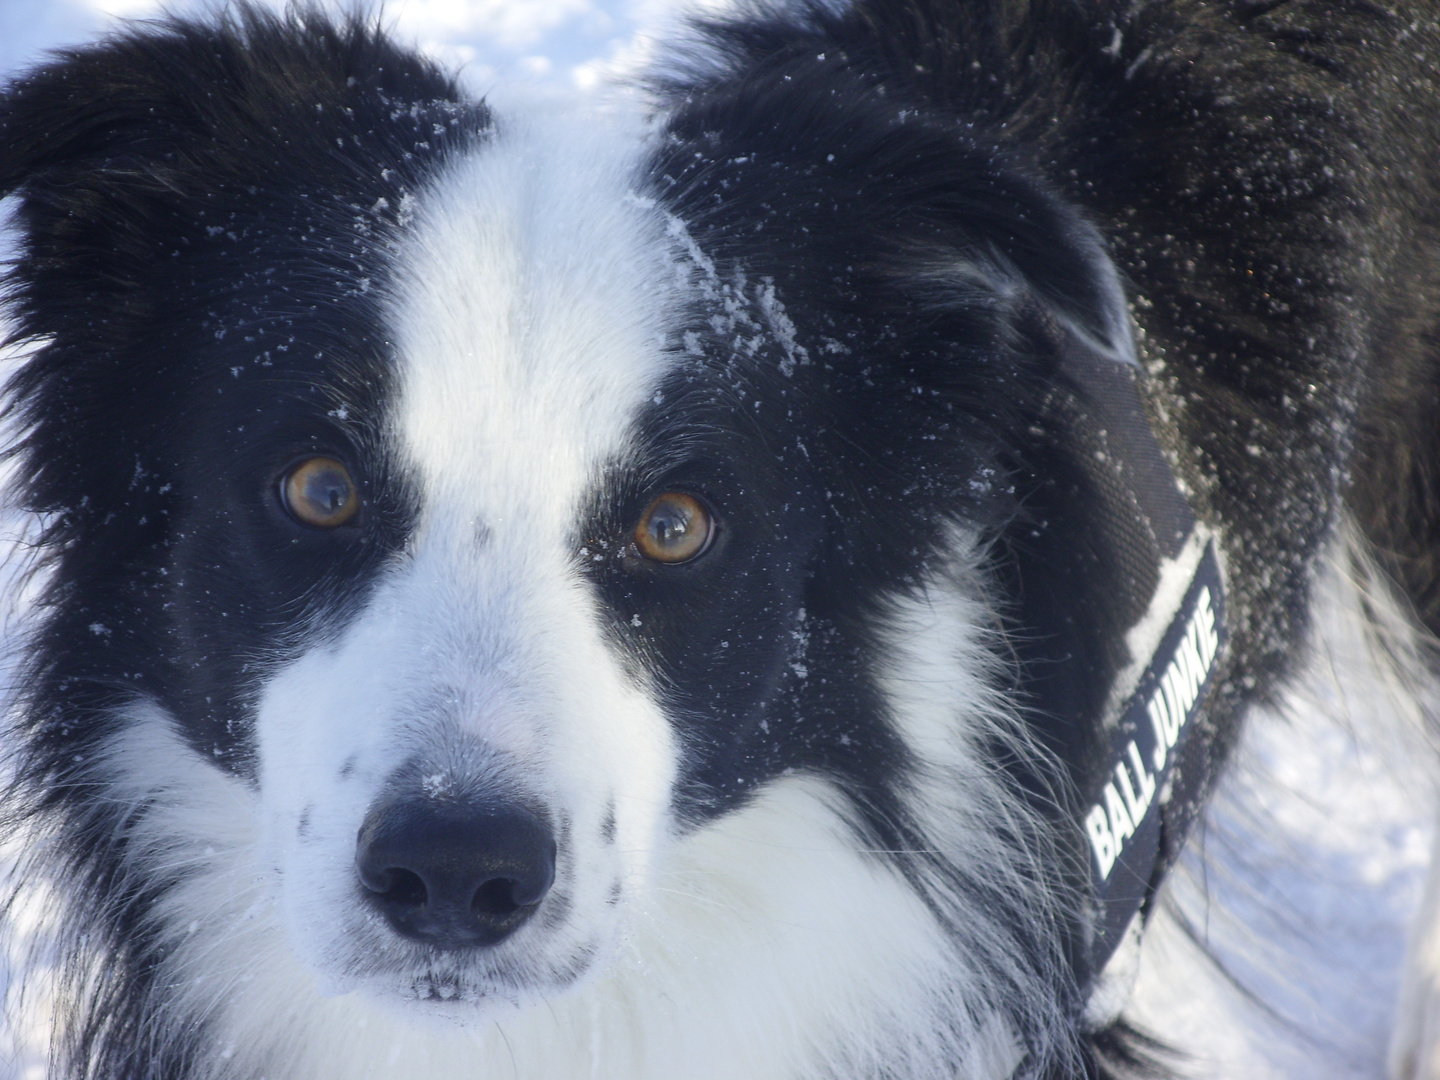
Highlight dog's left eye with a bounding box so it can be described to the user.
[281,456,360,528]
[633,492,713,564]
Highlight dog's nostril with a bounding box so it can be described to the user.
[362,866,427,908]
[473,877,522,917]
[355,797,556,950]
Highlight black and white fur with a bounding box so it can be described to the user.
[1,2,1439,1077]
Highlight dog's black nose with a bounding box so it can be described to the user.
[355,797,556,949]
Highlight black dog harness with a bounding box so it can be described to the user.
[1055,337,1230,980]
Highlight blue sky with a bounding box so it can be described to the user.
[0,0,689,92]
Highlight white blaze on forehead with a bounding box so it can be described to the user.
[388,101,678,532]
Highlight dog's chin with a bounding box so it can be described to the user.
[338,979,524,1029]
[319,940,604,1025]
[368,972,527,1026]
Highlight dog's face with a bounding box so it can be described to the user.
[0,10,1139,1048]
[252,112,692,1005]
[246,108,854,1006]
[80,100,844,1010]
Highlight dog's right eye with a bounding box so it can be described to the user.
[633,492,713,564]
[281,456,360,528]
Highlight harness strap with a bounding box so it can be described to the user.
[1054,338,1231,977]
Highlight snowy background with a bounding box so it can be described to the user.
[0,2,1435,1078]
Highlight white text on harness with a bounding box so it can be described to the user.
[1084,586,1220,881]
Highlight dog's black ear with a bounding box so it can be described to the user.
[0,7,481,335]
[0,27,222,339]
[955,190,1136,371]
[863,131,1138,376]
[654,6,1139,374]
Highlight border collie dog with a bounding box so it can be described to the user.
[2,1,1440,1077]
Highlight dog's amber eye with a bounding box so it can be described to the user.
[281,456,359,528]
[634,492,712,564]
